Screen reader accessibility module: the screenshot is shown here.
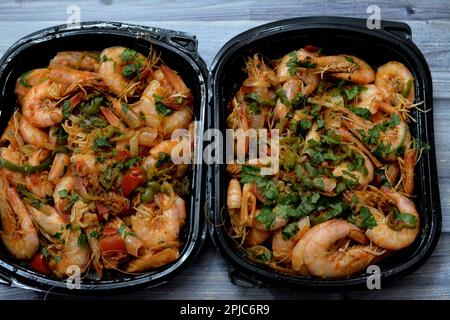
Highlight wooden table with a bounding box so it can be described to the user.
[0,0,448,300]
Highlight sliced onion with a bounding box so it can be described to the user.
[129,132,139,157]
[138,127,159,147]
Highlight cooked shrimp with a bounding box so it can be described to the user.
[82,213,103,278]
[109,98,143,129]
[375,61,415,105]
[70,153,98,176]
[109,217,144,257]
[253,211,288,232]
[291,219,334,274]
[25,171,54,199]
[272,217,310,263]
[276,49,319,84]
[48,153,70,183]
[27,204,67,239]
[343,112,408,161]
[18,117,49,148]
[126,248,179,272]
[236,55,277,124]
[143,140,178,169]
[131,194,186,249]
[48,67,100,92]
[53,176,75,213]
[274,79,304,119]
[227,178,242,209]
[159,65,193,110]
[49,51,99,71]
[48,201,90,277]
[365,190,420,251]
[240,183,258,227]
[402,148,415,195]
[353,84,382,115]
[244,228,271,247]
[0,179,39,259]
[331,145,374,189]
[303,219,380,277]
[22,79,84,128]
[27,148,50,167]
[15,68,49,104]
[160,108,192,139]
[133,71,193,138]
[97,46,149,97]
[317,55,375,85]
[131,80,163,129]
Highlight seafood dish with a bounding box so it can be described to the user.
[226,46,426,278]
[0,47,194,279]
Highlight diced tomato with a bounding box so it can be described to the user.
[30,253,51,275]
[114,150,130,162]
[102,226,118,237]
[99,235,127,253]
[304,45,320,52]
[121,172,143,197]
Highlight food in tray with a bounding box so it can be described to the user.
[226,46,426,278]
[0,47,194,279]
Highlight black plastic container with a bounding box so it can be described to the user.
[0,22,208,293]
[208,17,442,288]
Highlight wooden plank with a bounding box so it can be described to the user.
[0,0,449,22]
[0,234,449,300]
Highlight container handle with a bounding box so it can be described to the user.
[135,24,199,57]
[166,34,199,55]
[381,21,412,42]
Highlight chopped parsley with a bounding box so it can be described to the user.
[155,152,171,168]
[255,207,276,230]
[120,48,138,62]
[64,194,79,210]
[93,136,112,151]
[281,222,299,240]
[116,224,126,236]
[122,63,141,78]
[240,165,278,204]
[19,71,31,89]
[62,100,72,119]
[155,101,173,116]
[121,102,129,113]
[58,189,68,198]
[77,233,88,249]
[287,51,317,76]
[348,207,377,229]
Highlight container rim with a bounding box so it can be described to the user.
[0,21,209,294]
[209,16,442,289]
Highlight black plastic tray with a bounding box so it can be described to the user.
[0,22,208,294]
[208,17,442,288]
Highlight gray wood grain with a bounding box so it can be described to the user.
[0,0,448,300]
[1,0,450,21]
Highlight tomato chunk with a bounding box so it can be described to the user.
[99,235,127,253]
[30,253,51,275]
[121,170,144,197]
